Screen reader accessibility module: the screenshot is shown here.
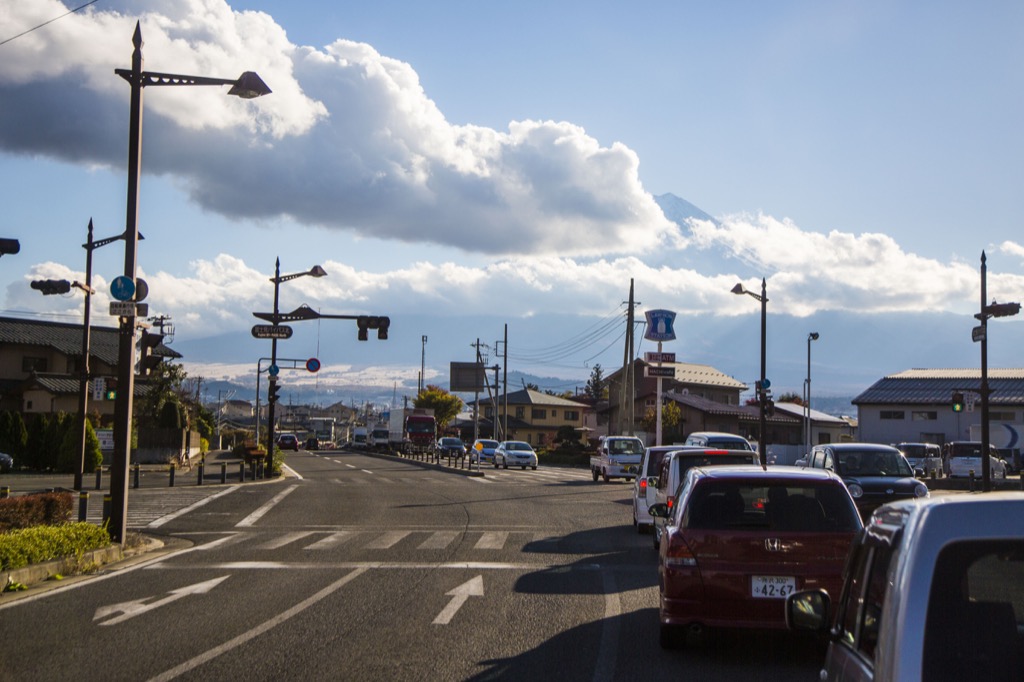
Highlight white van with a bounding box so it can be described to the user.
[651,447,760,549]
[632,446,687,534]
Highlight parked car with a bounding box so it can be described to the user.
[276,433,300,451]
[805,443,928,518]
[436,437,467,460]
[494,441,538,470]
[895,442,942,477]
[650,465,862,649]
[787,492,1024,681]
[651,448,760,549]
[683,432,754,451]
[632,445,688,534]
[0,451,12,473]
[944,440,1008,479]
[305,436,320,451]
[470,439,499,464]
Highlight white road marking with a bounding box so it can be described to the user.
[304,531,357,550]
[418,531,459,550]
[95,576,230,627]
[258,531,317,550]
[361,469,374,475]
[474,531,509,550]
[146,568,367,682]
[363,530,411,549]
[235,485,299,528]
[433,575,484,625]
[147,487,239,528]
[593,572,621,682]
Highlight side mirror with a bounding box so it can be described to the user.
[785,590,832,633]
[648,503,671,519]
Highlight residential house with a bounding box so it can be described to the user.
[473,388,590,447]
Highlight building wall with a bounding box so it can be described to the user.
[855,403,1014,445]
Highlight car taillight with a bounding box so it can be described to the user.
[640,478,647,492]
[664,534,697,569]
[667,496,674,510]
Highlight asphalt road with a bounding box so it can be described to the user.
[0,450,827,681]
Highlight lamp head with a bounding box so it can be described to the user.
[809,332,820,341]
[308,265,327,278]
[731,283,746,296]
[228,72,272,99]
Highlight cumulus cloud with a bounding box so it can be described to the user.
[0,0,677,257]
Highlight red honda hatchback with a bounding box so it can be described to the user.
[649,465,862,649]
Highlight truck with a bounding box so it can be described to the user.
[786,492,1024,681]
[352,425,368,448]
[387,407,436,455]
[309,417,336,448]
[590,435,645,482]
[369,423,390,451]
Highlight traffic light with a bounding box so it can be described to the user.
[0,238,20,256]
[31,279,72,295]
[765,399,776,417]
[268,380,281,404]
[105,378,117,401]
[986,302,1022,318]
[356,315,390,341]
[952,391,965,413]
[138,331,165,376]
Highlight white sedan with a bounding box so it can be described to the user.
[494,441,538,470]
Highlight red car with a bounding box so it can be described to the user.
[649,465,862,649]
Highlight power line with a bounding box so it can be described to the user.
[0,1,102,48]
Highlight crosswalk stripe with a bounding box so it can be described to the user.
[304,531,357,550]
[475,531,509,550]
[418,531,459,550]
[259,531,317,549]
[363,530,411,549]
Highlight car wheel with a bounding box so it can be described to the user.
[531,466,537,470]
[659,624,685,650]
[592,469,599,482]
[503,463,508,469]
[493,461,499,469]
[602,474,610,483]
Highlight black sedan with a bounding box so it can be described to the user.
[804,443,928,517]
[435,437,466,460]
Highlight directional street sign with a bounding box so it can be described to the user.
[645,366,676,378]
[972,325,986,343]
[268,364,280,377]
[644,352,676,364]
[251,324,293,339]
[109,301,147,317]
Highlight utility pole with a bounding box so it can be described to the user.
[619,279,637,435]
[420,335,428,395]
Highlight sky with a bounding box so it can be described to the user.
[1,0,1023,401]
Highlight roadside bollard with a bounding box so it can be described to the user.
[102,494,111,525]
[249,461,256,480]
[95,466,103,491]
[240,461,246,482]
[221,462,227,484]
[1019,472,1024,491]
[78,491,89,522]
[197,462,204,486]
[169,464,176,487]
[969,470,975,492]
[133,463,140,489]
[1,486,9,499]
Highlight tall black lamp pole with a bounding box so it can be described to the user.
[109,22,270,544]
[733,279,769,467]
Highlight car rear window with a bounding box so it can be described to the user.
[674,453,755,478]
[683,480,861,532]
[704,438,752,451]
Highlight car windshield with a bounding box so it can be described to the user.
[478,440,498,448]
[683,480,861,532]
[610,439,644,454]
[836,450,913,477]
[508,442,532,451]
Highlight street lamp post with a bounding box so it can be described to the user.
[976,251,1021,492]
[805,332,819,453]
[265,260,327,470]
[109,22,271,544]
[732,279,768,467]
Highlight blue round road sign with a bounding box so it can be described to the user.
[306,358,321,373]
[268,364,279,377]
[110,276,136,302]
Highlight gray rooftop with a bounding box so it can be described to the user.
[853,368,1024,406]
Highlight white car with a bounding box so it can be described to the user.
[632,446,686,534]
[948,453,1008,479]
[494,441,538,470]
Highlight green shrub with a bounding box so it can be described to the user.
[0,522,111,571]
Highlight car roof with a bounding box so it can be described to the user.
[693,464,842,483]
[687,431,747,439]
[817,442,899,453]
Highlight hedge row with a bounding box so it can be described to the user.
[0,492,73,533]
[0,522,111,571]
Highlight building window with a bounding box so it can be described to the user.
[880,411,905,420]
[565,410,579,420]
[531,408,546,420]
[912,411,937,421]
[516,407,525,419]
[22,356,47,372]
[991,411,1016,421]
[485,408,493,419]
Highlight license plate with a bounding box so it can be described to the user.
[751,576,796,599]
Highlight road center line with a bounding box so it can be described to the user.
[146,567,368,682]
[235,485,299,527]
[593,571,621,682]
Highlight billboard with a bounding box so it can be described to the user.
[450,362,487,392]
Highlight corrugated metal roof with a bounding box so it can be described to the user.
[853,369,1024,405]
[664,390,798,423]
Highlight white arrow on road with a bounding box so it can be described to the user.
[93,575,230,626]
[432,575,484,625]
